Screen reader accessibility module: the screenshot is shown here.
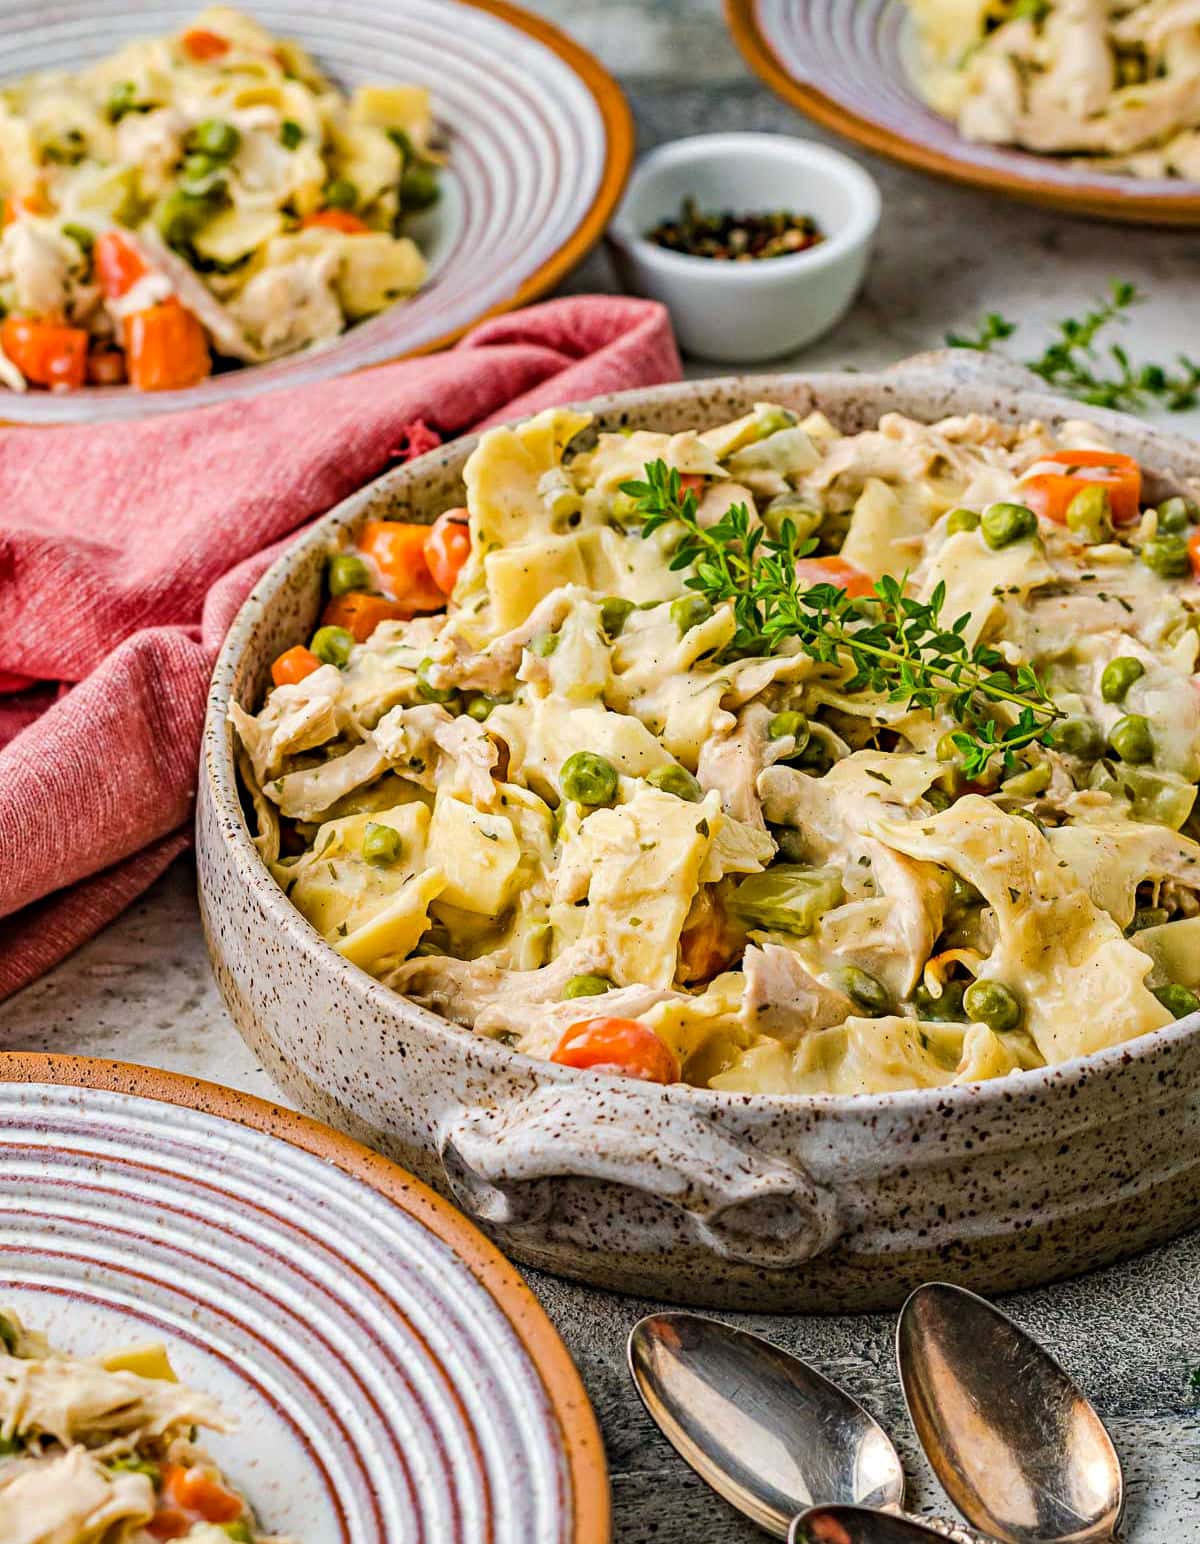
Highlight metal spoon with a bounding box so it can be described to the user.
[628,1311,906,1538]
[788,1505,972,1544]
[897,1282,1124,1544]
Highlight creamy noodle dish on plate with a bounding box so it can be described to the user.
[0,6,439,391]
[233,401,1200,1096]
[906,0,1200,179]
[0,1309,286,1542]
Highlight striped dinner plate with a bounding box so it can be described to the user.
[0,1054,609,1544]
[0,0,632,421]
[725,0,1200,226]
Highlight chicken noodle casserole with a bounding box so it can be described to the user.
[0,1308,287,1543]
[233,401,1200,1095]
[907,1,1200,180]
[0,6,438,392]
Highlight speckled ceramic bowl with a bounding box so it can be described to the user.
[198,350,1200,1311]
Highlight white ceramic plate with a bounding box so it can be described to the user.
[0,1055,610,1543]
[726,0,1200,226]
[0,0,632,422]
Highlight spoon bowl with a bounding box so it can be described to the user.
[896,1283,1124,1544]
[790,1504,968,1544]
[629,1312,905,1538]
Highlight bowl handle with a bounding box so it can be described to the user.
[439,1084,840,1269]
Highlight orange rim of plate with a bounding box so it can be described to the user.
[0,1051,611,1544]
[404,0,635,360]
[723,0,1200,227]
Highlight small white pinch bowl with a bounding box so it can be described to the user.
[606,131,880,363]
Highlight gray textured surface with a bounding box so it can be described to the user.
[3,862,1200,1539]
[4,0,1200,1535]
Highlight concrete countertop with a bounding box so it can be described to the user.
[3,2,1199,1537]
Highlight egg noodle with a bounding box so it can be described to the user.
[234,402,1200,1095]
[0,1308,288,1543]
[0,7,437,391]
[907,0,1200,179]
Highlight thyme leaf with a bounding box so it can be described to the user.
[623,460,1063,777]
[946,280,1200,413]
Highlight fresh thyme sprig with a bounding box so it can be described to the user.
[622,460,1062,777]
[946,280,1200,413]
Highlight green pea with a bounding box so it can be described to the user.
[327,553,370,595]
[563,974,613,1000]
[0,1313,16,1354]
[1154,983,1200,1019]
[323,176,359,210]
[1157,496,1196,534]
[1065,484,1112,545]
[646,764,703,802]
[0,1433,22,1455]
[924,786,951,811]
[912,979,966,1022]
[1109,713,1153,764]
[107,1456,161,1485]
[465,695,491,722]
[106,81,143,122]
[1140,535,1191,578]
[763,493,824,541]
[181,151,224,184]
[767,710,810,749]
[729,865,843,936]
[1051,715,1104,760]
[1100,655,1144,703]
[670,593,714,636]
[155,188,214,247]
[981,502,1038,549]
[416,656,455,702]
[945,507,980,535]
[280,119,304,150]
[190,118,241,159]
[362,822,402,866]
[310,625,354,668]
[560,751,619,806]
[400,163,439,210]
[221,1524,254,1543]
[61,222,94,255]
[836,965,891,1018]
[1000,762,1051,798]
[1128,907,1169,934]
[963,979,1022,1032]
[599,596,635,638]
[936,731,964,765]
[528,630,558,657]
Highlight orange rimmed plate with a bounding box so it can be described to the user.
[0,1052,610,1544]
[0,0,633,421]
[725,0,1200,226]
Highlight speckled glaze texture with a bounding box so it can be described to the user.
[198,351,1200,1310]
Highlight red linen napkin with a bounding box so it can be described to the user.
[0,296,681,1000]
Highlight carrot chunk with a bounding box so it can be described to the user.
[123,298,211,391]
[1,318,88,390]
[320,592,414,642]
[356,520,445,614]
[271,645,323,687]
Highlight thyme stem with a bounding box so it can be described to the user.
[622,459,1063,776]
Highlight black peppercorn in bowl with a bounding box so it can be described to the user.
[606,132,880,364]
